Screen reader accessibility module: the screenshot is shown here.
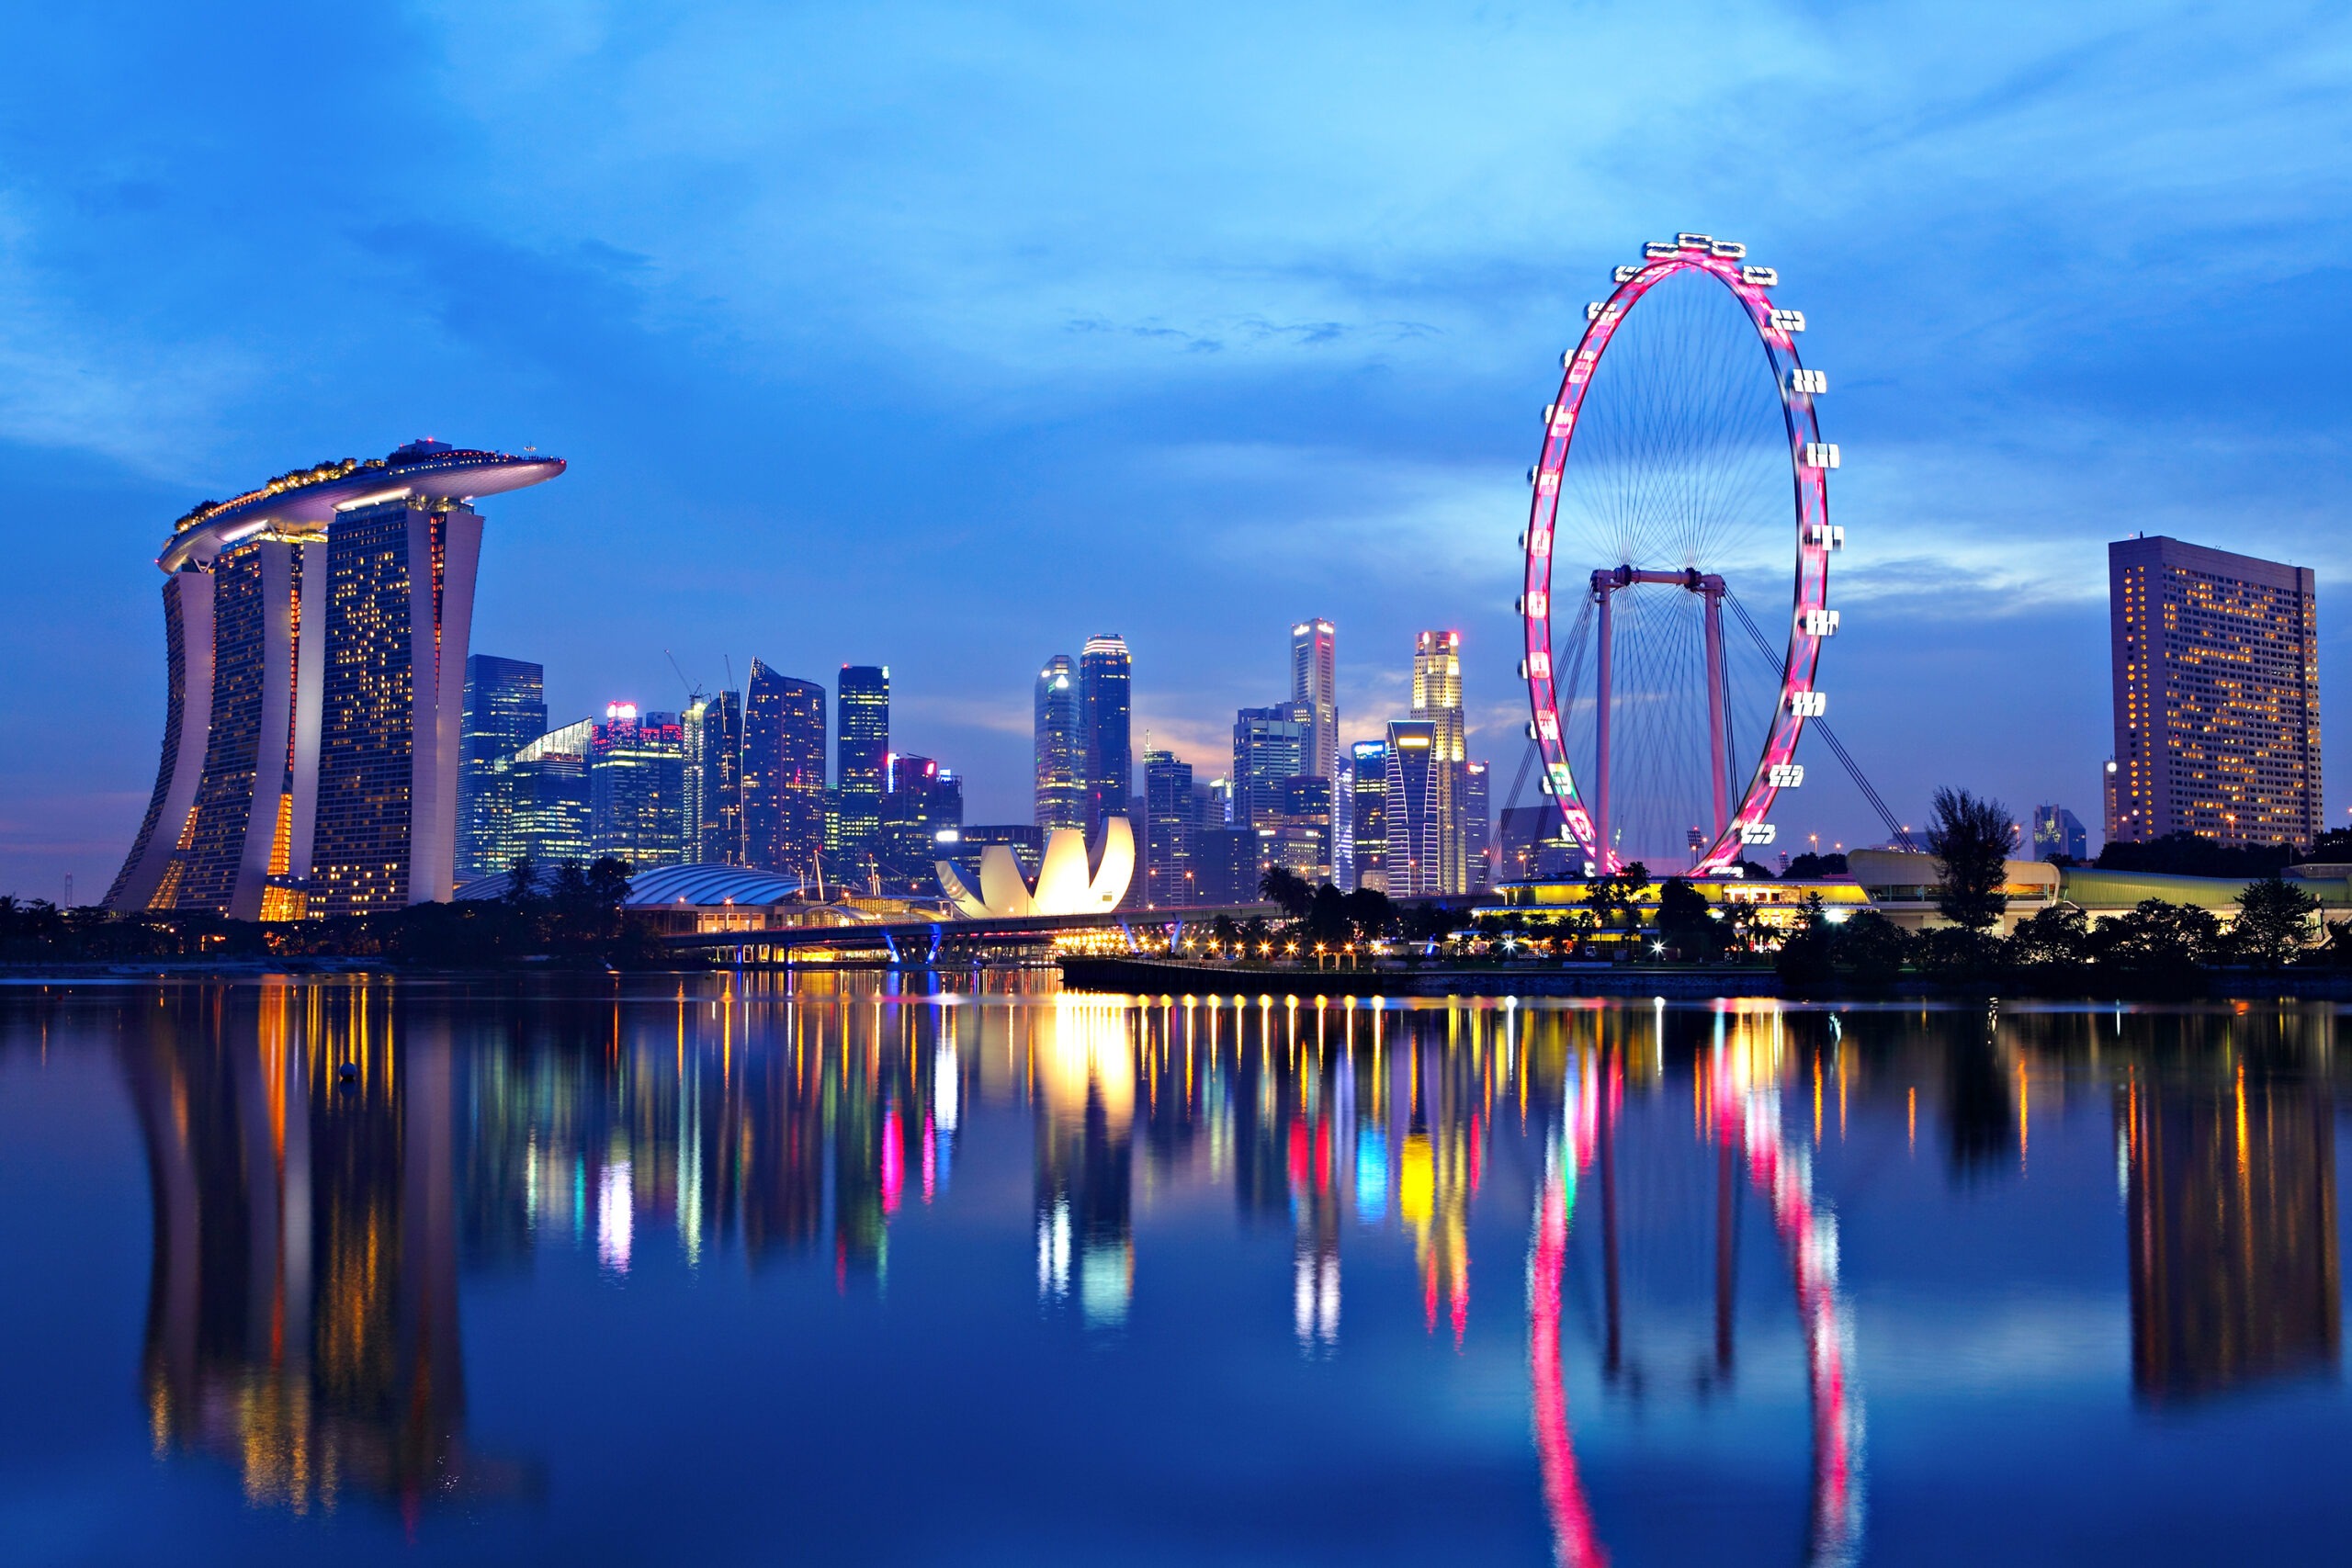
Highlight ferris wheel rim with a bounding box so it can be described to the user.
[1520,237,1836,877]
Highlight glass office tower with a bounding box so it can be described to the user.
[836,666,890,871]
[457,655,546,883]
[1034,654,1084,831]
[1080,636,1131,840]
[743,660,827,879]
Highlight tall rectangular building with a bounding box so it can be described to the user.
[1290,619,1339,784]
[1384,720,1442,897]
[1463,759,1492,889]
[836,665,890,869]
[1232,704,1309,829]
[500,718,594,872]
[2031,804,2088,863]
[1080,636,1132,840]
[457,655,546,884]
[743,660,826,879]
[590,704,685,867]
[311,498,484,916]
[683,689,744,864]
[1143,749,1196,907]
[1411,630,1468,892]
[1034,654,1085,830]
[2109,536,2321,849]
[1350,741,1388,893]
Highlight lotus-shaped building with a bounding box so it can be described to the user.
[937,819,1133,918]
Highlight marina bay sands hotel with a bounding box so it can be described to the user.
[105,441,564,919]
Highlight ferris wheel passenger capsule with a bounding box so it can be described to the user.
[1740,822,1777,845]
[1742,265,1780,287]
[1613,265,1640,283]
[1803,442,1840,469]
[1789,367,1828,395]
[1770,309,1806,333]
[1644,241,1680,258]
[1676,232,1713,249]
[1710,240,1747,258]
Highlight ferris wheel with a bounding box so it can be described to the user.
[1519,233,1838,875]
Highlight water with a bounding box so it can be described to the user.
[1,975,2347,1565]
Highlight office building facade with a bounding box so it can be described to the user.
[1384,720,1442,897]
[499,719,594,872]
[880,753,963,885]
[2109,536,2321,849]
[1350,741,1388,893]
[1463,759,1491,889]
[1080,636,1132,840]
[1411,630,1468,892]
[837,665,890,869]
[1143,749,1196,907]
[456,656,546,884]
[1034,654,1085,831]
[590,705,685,867]
[2031,804,2089,863]
[1232,704,1310,829]
[684,690,745,865]
[743,660,827,880]
[108,442,563,918]
[1193,827,1268,908]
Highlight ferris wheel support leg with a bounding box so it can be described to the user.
[1704,586,1729,841]
[1595,585,1613,874]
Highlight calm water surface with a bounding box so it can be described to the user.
[1,975,2346,1565]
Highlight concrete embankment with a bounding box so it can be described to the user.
[1057,955,1778,998]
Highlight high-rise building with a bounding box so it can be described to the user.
[2031,804,2089,863]
[1463,760,1492,889]
[1384,720,1442,897]
[879,753,963,886]
[108,442,565,919]
[1080,636,1132,840]
[1411,630,1468,892]
[1193,827,1269,908]
[498,718,594,872]
[1232,704,1310,829]
[1034,654,1085,831]
[684,690,745,864]
[837,666,890,869]
[1143,749,1196,907]
[938,823,1046,888]
[2109,536,2321,849]
[457,656,546,884]
[590,705,685,867]
[1272,775,1334,883]
[743,661,827,880]
[1350,741,1388,893]
[1290,619,1339,784]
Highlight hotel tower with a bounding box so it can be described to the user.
[106,441,565,919]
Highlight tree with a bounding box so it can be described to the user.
[1781,852,1849,879]
[2007,904,2093,974]
[1340,886,1396,942]
[1654,877,1725,961]
[1260,865,1314,919]
[503,854,539,906]
[1773,892,1836,988]
[1585,861,1653,941]
[2094,897,2221,977]
[1926,787,2014,931]
[1830,910,1911,986]
[2233,874,2320,967]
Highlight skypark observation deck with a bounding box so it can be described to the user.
[109,441,565,921]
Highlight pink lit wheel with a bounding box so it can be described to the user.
[1519,234,1837,875]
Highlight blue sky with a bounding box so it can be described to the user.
[4,0,2350,897]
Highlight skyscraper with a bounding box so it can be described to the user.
[684,690,745,864]
[457,656,546,884]
[742,660,826,879]
[1034,654,1085,831]
[2109,536,2321,849]
[879,753,962,886]
[500,719,594,871]
[2031,805,2088,863]
[1290,619,1339,784]
[590,704,685,867]
[1384,720,1442,897]
[107,443,563,918]
[1272,775,1334,882]
[1232,704,1310,829]
[1080,636,1132,840]
[1143,749,1196,907]
[1411,630,1468,892]
[837,666,890,870]
[1463,759,1492,890]
[1350,741,1388,893]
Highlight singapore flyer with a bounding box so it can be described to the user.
[1520,232,1838,876]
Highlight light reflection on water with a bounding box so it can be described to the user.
[0,976,2346,1565]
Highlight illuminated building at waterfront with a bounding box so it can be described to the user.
[456,656,546,883]
[1410,630,1468,893]
[743,661,826,880]
[1350,740,1388,893]
[1080,636,1132,840]
[2108,536,2321,849]
[1384,720,1441,897]
[1034,655,1084,831]
[589,704,684,867]
[836,666,890,870]
[106,441,563,918]
[498,719,594,870]
[1142,749,1195,906]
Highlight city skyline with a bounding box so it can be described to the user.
[7,5,2352,899]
